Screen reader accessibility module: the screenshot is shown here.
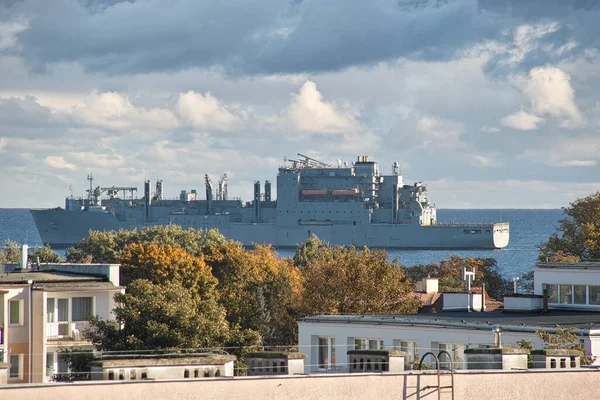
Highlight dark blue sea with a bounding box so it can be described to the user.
[0,208,563,278]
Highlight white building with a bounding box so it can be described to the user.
[298,262,600,373]
[0,261,124,384]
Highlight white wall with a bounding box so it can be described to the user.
[298,321,548,374]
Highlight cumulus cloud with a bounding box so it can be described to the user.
[69,92,179,131]
[177,91,241,131]
[44,155,75,170]
[500,110,543,130]
[287,80,360,133]
[524,67,583,127]
[416,115,464,148]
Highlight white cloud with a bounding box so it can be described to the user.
[480,126,500,133]
[0,138,7,151]
[500,110,543,130]
[416,116,464,148]
[288,80,360,134]
[520,136,600,167]
[70,92,179,131]
[177,91,241,131]
[44,155,75,170]
[0,19,28,50]
[524,67,583,127]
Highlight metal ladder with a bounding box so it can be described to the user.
[418,351,455,400]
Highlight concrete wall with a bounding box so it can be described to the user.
[1,369,600,400]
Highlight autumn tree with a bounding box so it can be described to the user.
[539,191,600,262]
[0,239,22,263]
[31,245,64,263]
[119,242,218,301]
[204,241,302,346]
[403,255,511,300]
[293,235,333,268]
[0,240,63,264]
[300,245,421,316]
[65,225,225,264]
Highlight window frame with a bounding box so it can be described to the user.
[316,336,336,370]
[9,299,23,326]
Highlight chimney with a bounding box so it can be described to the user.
[20,244,29,270]
[416,277,438,293]
[543,285,549,313]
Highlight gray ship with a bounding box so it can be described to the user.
[31,154,509,249]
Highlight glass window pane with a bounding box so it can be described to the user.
[57,299,69,322]
[47,298,55,323]
[46,353,55,376]
[9,301,20,325]
[318,337,329,368]
[72,297,93,321]
[355,338,366,350]
[574,285,587,304]
[547,284,558,303]
[590,286,600,305]
[368,339,379,349]
[9,355,19,378]
[559,285,572,304]
[331,338,336,366]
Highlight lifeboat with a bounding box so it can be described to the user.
[332,188,359,196]
[302,189,328,196]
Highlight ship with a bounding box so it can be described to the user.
[31,154,509,249]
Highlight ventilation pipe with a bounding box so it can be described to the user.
[20,244,28,269]
[493,326,503,347]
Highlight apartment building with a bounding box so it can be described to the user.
[0,250,123,384]
[298,262,600,373]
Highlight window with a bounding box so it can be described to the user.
[354,337,383,350]
[317,337,336,370]
[72,297,94,321]
[590,286,600,305]
[9,300,21,325]
[574,285,587,305]
[547,284,558,303]
[9,354,21,380]
[47,298,55,323]
[393,340,419,369]
[559,285,572,304]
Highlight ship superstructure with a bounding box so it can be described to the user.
[31,154,509,249]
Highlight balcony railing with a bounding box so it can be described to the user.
[47,321,90,341]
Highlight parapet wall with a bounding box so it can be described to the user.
[1,369,600,400]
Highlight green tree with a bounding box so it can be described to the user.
[300,245,421,315]
[404,255,511,300]
[539,192,600,261]
[0,239,21,263]
[31,245,64,263]
[293,235,333,268]
[87,279,232,351]
[66,226,226,264]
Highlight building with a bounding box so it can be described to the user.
[0,249,123,384]
[298,262,600,374]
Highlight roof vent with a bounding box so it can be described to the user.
[20,244,29,270]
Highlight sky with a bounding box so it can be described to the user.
[1,0,600,208]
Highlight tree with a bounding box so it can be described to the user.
[0,239,21,263]
[539,191,600,261]
[204,241,302,347]
[300,245,421,315]
[66,226,226,264]
[31,245,64,263]
[293,235,333,268]
[403,255,511,300]
[119,242,218,301]
[87,279,232,351]
[536,325,595,365]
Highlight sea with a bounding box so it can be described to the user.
[0,208,563,279]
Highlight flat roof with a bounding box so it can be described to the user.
[537,262,600,270]
[0,270,119,290]
[300,310,600,333]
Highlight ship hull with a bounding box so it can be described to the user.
[31,209,509,249]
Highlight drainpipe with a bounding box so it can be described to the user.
[482,283,486,312]
[28,280,33,383]
[543,285,548,313]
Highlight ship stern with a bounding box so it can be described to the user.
[492,222,510,249]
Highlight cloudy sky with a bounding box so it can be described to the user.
[1,0,600,208]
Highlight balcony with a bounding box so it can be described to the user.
[47,321,89,341]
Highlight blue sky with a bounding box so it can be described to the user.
[0,0,599,208]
